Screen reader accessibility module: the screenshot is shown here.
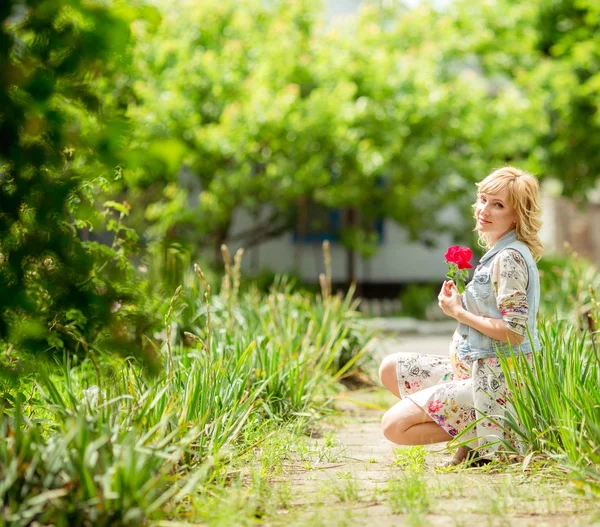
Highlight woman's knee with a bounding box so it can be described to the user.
[381,408,404,442]
[379,354,398,392]
[381,404,415,443]
[381,399,432,444]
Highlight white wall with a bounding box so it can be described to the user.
[229,207,455,283]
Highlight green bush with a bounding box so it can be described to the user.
[538,247,600,327]
[398,283,438,320]
[0,1,159,365]
[0,263,372,524]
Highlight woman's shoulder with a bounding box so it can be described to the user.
[505,238,538,264]
[491,248,528,278]
[495,248,527,269]
[491,248,529,290]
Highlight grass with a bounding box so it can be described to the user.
[387,473,431,516]
[2,245,600,525]
[0,243,373,526]
[498,250,600,496]
[330,472,361,503]
[393,445,428,473]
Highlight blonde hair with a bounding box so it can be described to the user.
[474,166,544,261]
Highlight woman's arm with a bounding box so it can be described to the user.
[454,308,524,345]
[438,281,525,345]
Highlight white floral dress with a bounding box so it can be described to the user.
[396,249,533,456]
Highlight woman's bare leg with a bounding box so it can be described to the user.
[381,398,452,445]
[379,353,401,398]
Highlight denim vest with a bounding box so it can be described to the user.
[456,230,541,362]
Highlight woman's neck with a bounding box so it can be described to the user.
[490,228,515,246]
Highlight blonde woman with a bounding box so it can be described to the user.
[379,167,543,465]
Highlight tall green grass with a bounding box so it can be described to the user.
[0,392,207,526]
[502,250,600,494]
[0,244,372,525]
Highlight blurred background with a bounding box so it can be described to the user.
[137,0,600,298]
[118,0,600,278]
[1,0,599,345]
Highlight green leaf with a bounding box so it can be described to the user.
[104,201,130,216]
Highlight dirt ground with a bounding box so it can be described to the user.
[273,335,600,527]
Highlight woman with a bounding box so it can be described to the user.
[379,166,543,465]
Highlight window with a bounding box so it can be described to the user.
[293,201,383,244]
[293,204,342,243]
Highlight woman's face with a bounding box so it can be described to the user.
[475,187,517,243]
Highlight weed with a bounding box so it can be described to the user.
[393,445,428,473]
[387,473,431,515]
[330,472,361,503]
[324,430,337,448]
[433,475,466,499]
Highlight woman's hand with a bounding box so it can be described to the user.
[438,281,465,320]
[439,281,526,344]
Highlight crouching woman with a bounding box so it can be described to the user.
[378,167,544,465]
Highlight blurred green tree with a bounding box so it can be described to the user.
[0,0,159,368]
[525,0,600,197]
[438,0,600,198]
[126,0,544,261]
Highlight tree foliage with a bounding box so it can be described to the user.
[127,0,587,258]
[430,0,600,198]
[1,0,599,364]
[0,0,158,365]
[525,0,600,197]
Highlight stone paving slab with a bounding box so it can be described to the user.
[372,335,452,360]
[361,317,457,336]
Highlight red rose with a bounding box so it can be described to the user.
[444,245,473,294]
[445,245,473,270]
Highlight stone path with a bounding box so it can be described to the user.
[374,334,452,358]
[277,334,598,527]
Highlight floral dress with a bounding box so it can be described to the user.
[396,249,533,456]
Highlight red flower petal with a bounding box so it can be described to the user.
[455,247,473,269]
[445,245,460,263]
